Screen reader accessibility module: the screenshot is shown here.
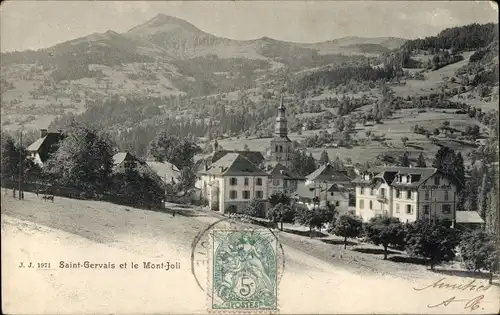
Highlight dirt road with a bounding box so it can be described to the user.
[2,193,499,314]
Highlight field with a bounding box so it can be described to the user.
[218,108,482,165]
[392,52,474,98]
[2,192,499,314]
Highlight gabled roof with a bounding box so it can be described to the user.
[26,132,64,163]
[206,153,269,176]
[146,160,181,182]
[306,163,352,183]
[456,211,485,224]
[113,152,138,166]
[212,150,265,167]
[352,166,447,188]
[268,163,303,180]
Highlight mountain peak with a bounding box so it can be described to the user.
[126,13,203,36]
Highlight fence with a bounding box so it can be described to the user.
[1,179,164,210]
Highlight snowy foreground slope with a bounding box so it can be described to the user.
[2,194,499,314]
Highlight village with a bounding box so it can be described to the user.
[1,3,499,313]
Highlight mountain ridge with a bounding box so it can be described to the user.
[0,13,408,63]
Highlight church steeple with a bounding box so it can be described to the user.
[275,94,288,137]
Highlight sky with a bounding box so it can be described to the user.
[0,1,498,52]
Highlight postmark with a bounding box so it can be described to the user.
[209,229,278,312]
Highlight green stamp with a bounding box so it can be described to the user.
[210,229,278,311]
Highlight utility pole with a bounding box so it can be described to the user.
[18,131,23,200]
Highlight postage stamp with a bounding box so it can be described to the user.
[209,229,278,312]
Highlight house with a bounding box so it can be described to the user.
[146,160,181,185]
[267,162,303,196]
[112,152,143,173]
[353,166,458,223]
[26,129,64,166]
[112,152,166,188]
[295,163,354,214]
[199,153,270,213]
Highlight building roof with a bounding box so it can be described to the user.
[212,150,265,167]
[352,166,444,188]
[205,153,270,176]
[26,132,64,163]
[146,160,181,183]
[456,211,485,224]
[306,163,352,183]
[112,152,137,166]
[268,163,303,180]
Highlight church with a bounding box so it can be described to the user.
[197,95,304,213]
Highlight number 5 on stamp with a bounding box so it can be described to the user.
[208,229,278,312]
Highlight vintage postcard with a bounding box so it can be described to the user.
[1,1,499,314]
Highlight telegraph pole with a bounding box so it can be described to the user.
[18,131,23,200]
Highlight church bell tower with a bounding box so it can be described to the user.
[270,94,293,167]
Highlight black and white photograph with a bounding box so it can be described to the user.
[1,1,499,314]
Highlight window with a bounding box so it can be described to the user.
[423,205,430,215]
[229,190,237,199]
[424,190,430,200]
[244,178,249,186]
[380,188,385,197]
[335,201,340,207]
[442,204,451,214]
[396,204,400,213]
[370,188,375,196]
[359,199,364,209]
[230,178,237,186]
[330,192,334,196]
[255,190,263,199]
[406,205,413,214]
[434,176,440,186]
[444,190,449,201]
[369,201,373,210]
[279,145,283,152]
[406,190,412,200]
[395,189,400,198]
[359,187,364,195]
[243,190,250,199]
[275,145,278,152]
[256,178,262,186]
[272,179,281,186]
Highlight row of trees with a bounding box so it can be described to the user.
[235,190,499,281]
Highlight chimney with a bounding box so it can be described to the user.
[40,129,48,138]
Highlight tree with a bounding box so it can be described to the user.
[331,155,345,171]
[405,220,459,270]
[331,214,363,249]
[175,165,197,195]
[364,216,406,259]
[149,132,201,169]
[416,152,427,167]
[401,136,409,148]
[268,191,291,208]
[399,151,411,167]
[243,144,250,151]
[459,230,499,284]
[267,203,295,230]
[295,205,334,237]
[290,150,317,177]
[245,199,266,218]
[45,122,115,193]
[319,150,330,165]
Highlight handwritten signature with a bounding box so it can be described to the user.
[427,295,484,311]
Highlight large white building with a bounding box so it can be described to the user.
[199,153,270,213]
[353,166,458,223]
